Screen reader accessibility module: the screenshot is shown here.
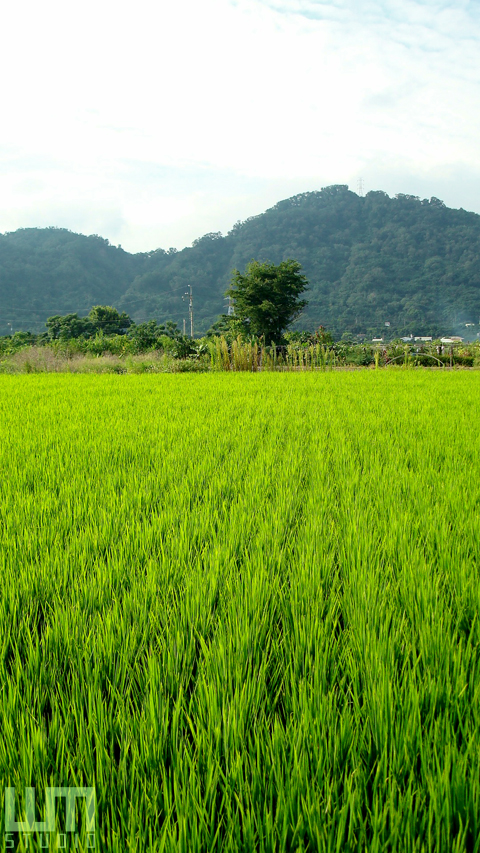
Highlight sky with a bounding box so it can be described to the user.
[1,0,479,253]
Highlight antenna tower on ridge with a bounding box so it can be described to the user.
[357,177,364,197]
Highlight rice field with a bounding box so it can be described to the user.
[1,371,480,852]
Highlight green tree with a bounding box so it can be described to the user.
[88,306,132,335]
[127,320,165,350]
[205,315,233,339]
[127,320,181,350]
[46,313,94,340]
[226,259,308,344]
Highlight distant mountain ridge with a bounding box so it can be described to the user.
[1,185,480,337]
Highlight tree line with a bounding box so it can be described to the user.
[2,260,478,372]
[0,259,309,356]
[2,186,480,338]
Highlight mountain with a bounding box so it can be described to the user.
[0,227,143,335]
[1,185,480,338]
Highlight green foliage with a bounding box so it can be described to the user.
[46,312,94,340]
[0,227,140,336]
[46,306,132,340]
[87,305,132,335]
[226,259,308,343]
[169,334,198,359]
[1,373,480,851]
[126,321,159,350]
[0,330,36,354]
[205,314,234,340]
[3,189,480,338]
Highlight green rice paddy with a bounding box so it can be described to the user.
[1,372,480,852]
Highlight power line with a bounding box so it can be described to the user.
[0,294,197,328]
[119,283,194,305]
[0,282,197,317]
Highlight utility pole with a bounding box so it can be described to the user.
[182,286,193,337]
[183,318,186,336]
[188,286,194,337]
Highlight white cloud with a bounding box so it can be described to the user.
[0,0,479,250]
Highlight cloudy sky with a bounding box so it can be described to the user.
[1,0,479,252]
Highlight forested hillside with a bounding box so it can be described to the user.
[2,185,480,337]
[0,228,144,335]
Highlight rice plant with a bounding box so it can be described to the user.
[0,372,479,851]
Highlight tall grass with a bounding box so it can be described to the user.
[2,339,478,374]
[1,372,480,851]
[0,347,208,375]
[208,337,334,371]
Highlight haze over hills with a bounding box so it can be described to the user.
[1,185,480,339]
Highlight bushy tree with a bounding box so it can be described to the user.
[127,320,183,350]
[226,259,308,344]
[87,306,132,335]
[128,320,165,350]
[46,313,94,341]
[46,306,132,340]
